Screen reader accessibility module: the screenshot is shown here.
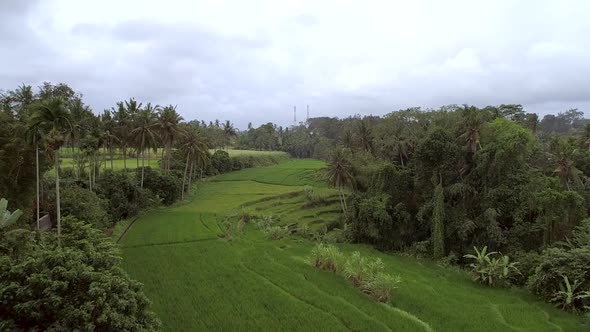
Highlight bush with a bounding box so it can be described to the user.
[549,275,590,313]
[255,215,275,230]
[296,224,313,238]
[464,246,520,287]
[528,246,590,311]
[310,243,344,273]
[137,167,182,205]
[303,185,316,201]
[219,219,245,241]
[211,150,232,174]
[265,225,290,240]
[361,272,401,303]
[61,184,111,229]
[0,216,160,330]
[95,170,153,220]
[343,251,385,287]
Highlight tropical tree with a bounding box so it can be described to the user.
[222,120,237,150]
[548,137,583,190]
[432,178,445,259]
[113,101,131,171]
[179,128,209,200]
[29,98,71,244]
[325,149,354,215]
[130,104,159,189]
[158,105,183,171]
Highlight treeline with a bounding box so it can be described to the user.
[0,83,285,228]
[279,105,590,314]
[0,82,284,330]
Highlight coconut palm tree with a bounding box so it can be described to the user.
[548,136,583,190]
[101,110,119,170]
[459,105,484,155]
[29,98,71,244]
[25,123,43,230]
[325,149,354,216]
[113,102,131,171]
[131,104,158,189]
[179,128,209,200]
[222,120,237,150]
[158,105,183,171]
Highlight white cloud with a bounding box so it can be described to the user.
[1,0,590,128]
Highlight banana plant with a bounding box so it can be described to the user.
[464,246,519,286]
[0,198,23,229]
[550,275,590,312]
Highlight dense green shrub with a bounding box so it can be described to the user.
[95,170,154,220]
[464,246,520,287]
[211,150,232,173]
[61,184,111,228]
[310,243,344,273]
[0,216,160,330]
[137,167,182,205]
[527,246,590,311]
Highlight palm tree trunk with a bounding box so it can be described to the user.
[110,144,114,170]
[35,139,40,230]
[188,159,194,191]
[140,136,145,189]
[338,187,346,216]
[94,152,98,186]
[181,153,190,200]
[55,150,61,246]
[123,146,127,172]
[166,143,171,171]
[147,146,151,166]
[88,162,93,192]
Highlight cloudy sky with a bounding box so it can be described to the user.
[2,0,590,128]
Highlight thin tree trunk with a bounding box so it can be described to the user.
[94,152,97,186]
[188,160,194,191]
[147,146,151,166]
[55,150,61,246]
[110,144,114,170]
[163,146,167,171]
[123,146,127,172]
[181,153,190,200]
[88,161,92,192]
[35,139,40,230]
[140,136,145,189]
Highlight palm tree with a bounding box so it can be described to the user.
[113,102,131,171]
[222,120,237,150]
[325,149,354,216]
[131,104,158,189]
[158,105,183,171]
[459,105,484,155]
[548,137,582,190]
[356,120,373,154]
[179,128,209,200]
[29,98,71,244]
[25,123,43,230]
[101,110,119,170]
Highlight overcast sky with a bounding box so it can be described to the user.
[2,0,590,128]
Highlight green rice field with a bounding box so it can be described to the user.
[117,159,586,331]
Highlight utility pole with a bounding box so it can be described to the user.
[294,105,297,125]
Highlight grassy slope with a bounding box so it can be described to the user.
[119,159,585,332]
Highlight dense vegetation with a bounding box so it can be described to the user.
[119,161,586,331]
[1,81,589,330]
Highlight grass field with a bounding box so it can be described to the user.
[118,160,586,331]
[52,149,289,172]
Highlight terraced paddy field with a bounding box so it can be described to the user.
[118,159,586,331]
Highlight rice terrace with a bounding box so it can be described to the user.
[115,157,585,331]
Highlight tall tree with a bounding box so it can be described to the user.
[222,120,237,150]
[432,178,445,259]
[131,104,158,189]
[158,105,183,171]
[29,98,71,244]
[325,149,354,215]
